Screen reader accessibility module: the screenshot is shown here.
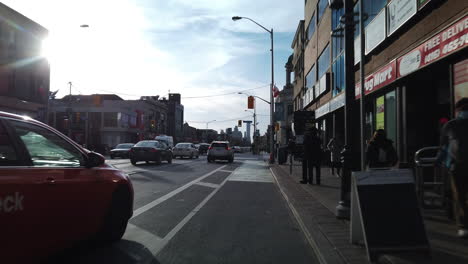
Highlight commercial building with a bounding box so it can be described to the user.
[291,0,467,165]
[0,3,49,121]
[160,93,184,143]
[49,94,168,152]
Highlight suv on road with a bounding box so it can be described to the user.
[207,141,234,163]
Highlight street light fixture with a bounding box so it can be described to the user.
[206,119,216,129]
[233,16,275,163]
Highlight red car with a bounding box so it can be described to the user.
[0,112,134,263]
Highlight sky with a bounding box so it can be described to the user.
[4,0,303,137]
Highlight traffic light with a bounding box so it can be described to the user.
[76,112,80,122]
[275,122,280,131]
[247,96,254,109]
[150,120,156,128]
[238,120,242,127]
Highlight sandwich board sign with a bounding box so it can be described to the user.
[350,169,430,261]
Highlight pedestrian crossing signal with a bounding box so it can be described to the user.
[238,120,242,127]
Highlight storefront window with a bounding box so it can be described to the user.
[376,96,385,130]
[385,91,397,146]
[103,112,118,127]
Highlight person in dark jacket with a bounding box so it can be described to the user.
[301,127,322,185]
[366,129,398,169]
[437,98,468,238]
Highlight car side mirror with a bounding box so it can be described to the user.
[86,151,105,168]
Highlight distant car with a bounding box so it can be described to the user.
[233,146,242,153]
[110,143,134,159]
[155,135,174,148]
[198,143,210,154]
[0,111,134,262]
[207,141,234,163]
[130,140,172,165]
[173,143,199,159]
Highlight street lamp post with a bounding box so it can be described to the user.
[233,16,275,163]
[206,119,216,129]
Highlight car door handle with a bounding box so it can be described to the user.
[44,177,56,184]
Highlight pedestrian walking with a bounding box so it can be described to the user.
[327,134,343,176]
[301,127,322,185]
[436,98,468,238]
[365,129,398,169]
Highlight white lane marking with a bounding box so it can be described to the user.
[228,160,273,183]
[154,169,236,255]
[122,223,165,255]
[131,164,227,219]
[194,181,220,189]
[269,168,327,264]
[218,169,234,173]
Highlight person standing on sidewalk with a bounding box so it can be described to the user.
[437,98,468,238]
[327,134,343,176]
[301,127,322,185]
[365,129,398,169]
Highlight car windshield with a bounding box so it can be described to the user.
[175,143,190,148]
[115,144,133,149]
[135,141,157,147]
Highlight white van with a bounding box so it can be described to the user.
[155,135,174,148]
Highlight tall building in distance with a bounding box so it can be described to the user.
[160,93,184,143]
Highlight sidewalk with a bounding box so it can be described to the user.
[271,160,468,264]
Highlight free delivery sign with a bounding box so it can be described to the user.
[398,15,468,77]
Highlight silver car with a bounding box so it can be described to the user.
[207,141,234,163]
[173,143,199,159]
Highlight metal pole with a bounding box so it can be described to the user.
[270,29,275,163]
[359,0,366,170]
[253,99,257,152]
[68,81,72,138]
[335,0,356,219]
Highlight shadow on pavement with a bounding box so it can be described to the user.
[45,240,160,264]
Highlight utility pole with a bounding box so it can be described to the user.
[68,81,72,138]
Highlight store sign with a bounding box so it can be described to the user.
[365,9,386,55]
[387,0,417,37]
[355,60,397,99]
[398,15,468,77]
[418,0,431,10]
[355,35,361,65]
[454,59,468,104]
[330,93,345,112]
[315,102,330,119]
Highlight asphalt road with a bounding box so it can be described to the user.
[46,153,318,264]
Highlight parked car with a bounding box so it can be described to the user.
[110,143,134,159]
[0,111,134,263]
[198,143,210,154]
[130,140,172,165]
[207,141,234,163]
[173,142,199,159]
[155,135,174,148]
[233,146,242,153]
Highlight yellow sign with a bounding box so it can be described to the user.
[376,96,385,130]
